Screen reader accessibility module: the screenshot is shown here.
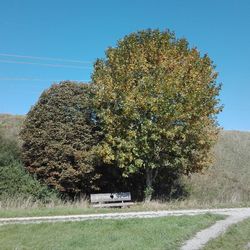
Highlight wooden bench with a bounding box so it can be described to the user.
[90,192,134,208]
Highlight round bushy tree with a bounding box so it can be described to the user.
[93,29,222,201]
[20,81,99,196]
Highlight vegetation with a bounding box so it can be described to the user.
[93,29,222,200]
[0,214,223,250]
[1,114,249,206]
[0,114,24,140]
[204,218,250,250]
[0,128,56,202]
[185,130,250,203]
[20,81,100,197]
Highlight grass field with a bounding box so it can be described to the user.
[0,214,223,250]
[204,217,250,250]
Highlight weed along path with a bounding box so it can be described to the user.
[0,207,250,249]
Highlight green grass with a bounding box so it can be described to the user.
[0,214,224,250]
[204,217,250,250]
[0,206,112,218]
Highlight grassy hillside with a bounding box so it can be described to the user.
[0,114,24,140]
[0,114,249,204]
[185,130,250,203]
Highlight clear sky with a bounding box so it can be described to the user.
[0,0,249,131]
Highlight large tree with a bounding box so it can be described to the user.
[20,81,99,196]
[92,29,222,201]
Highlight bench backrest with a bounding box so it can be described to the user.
[90,192,131,203]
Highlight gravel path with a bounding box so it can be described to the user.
[0,207,246,225]
[1,207,250,249]
[181,207,250,250]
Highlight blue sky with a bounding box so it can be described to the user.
[0,0,249,131]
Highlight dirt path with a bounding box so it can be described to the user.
[1,207,250,249]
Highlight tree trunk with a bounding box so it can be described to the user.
[145,168,153,202]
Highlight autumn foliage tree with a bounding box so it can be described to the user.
[92,29,222,201]
[20,81,99,196]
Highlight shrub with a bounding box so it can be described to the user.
[0,130,56,202]
[20,81,100,197]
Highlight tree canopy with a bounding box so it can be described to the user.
[20,81,99,196]
[92,29,222,200]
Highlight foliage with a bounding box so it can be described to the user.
[0,127,20,166]
[3,111,248,203]
[3,110,249,203]
[20,81,100,196]
[93,29,222,200]
[0,129,56,201]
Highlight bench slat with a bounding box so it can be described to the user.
[92,202,134,208]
